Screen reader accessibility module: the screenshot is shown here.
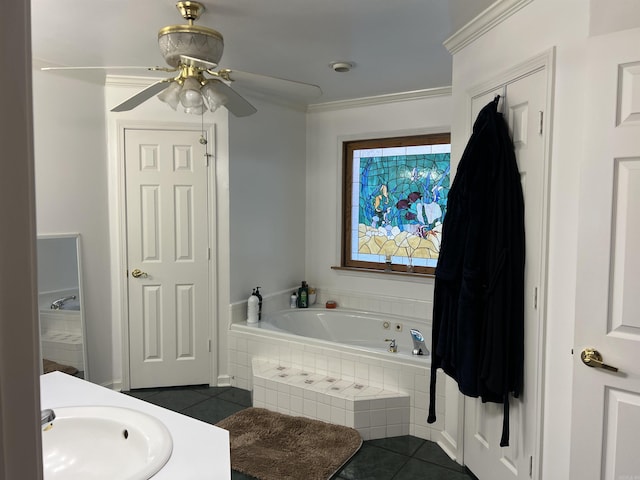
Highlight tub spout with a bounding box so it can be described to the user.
[410,329,429,356]
[50,295,76,310]
[41,408,56,426]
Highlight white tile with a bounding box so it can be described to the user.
[331,407,346,426]
[358,427,371,441]
[387,424,404,438]
[353,399,370,412]
[369,426,387,440]
[303,389,316,401]
[290,395,304,414]
[341,359,355,381]
[277,392,290,411]
[383,367,400,391]
[317,392,331,405]
[370,409,387,427]
[386,407,405,425]
[303,399,317,418]
[265,388,278,407]
[355,362,369,382]
[354,411,370,429]
[317,402,331,422]
[369,366,384,388]
[330,396,346,409]
[289,385,303,398]
[413,424,432,441]
[253,385,265,405]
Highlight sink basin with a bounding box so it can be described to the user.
[41,406,173,480]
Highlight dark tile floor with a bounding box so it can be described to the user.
[123,385,477,480]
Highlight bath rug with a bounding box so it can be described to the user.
[43,359,78,376]
[216,407,362,480]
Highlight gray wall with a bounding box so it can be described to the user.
[229,99,307,303]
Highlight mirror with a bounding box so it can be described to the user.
[37,234,88,380]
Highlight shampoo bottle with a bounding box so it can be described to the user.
[297,281,309,308]
[255,286,263,320]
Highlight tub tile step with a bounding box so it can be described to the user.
[252,358,409,440]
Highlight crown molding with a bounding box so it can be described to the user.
[307,86,452,113]
[444,0,534,55]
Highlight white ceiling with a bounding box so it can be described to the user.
[30,0,491,104]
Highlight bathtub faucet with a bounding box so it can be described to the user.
[385,338,397,353]
[410,329,429,356]
[50,295,76,310]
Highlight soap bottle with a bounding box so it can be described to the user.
[290,291,297,308]
[247,289,259,324]
[297,281,309,308]
[254,286,263,320]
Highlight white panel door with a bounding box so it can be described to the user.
[125,128,211,388]
[570,27,640,480]
[464,67,547,480]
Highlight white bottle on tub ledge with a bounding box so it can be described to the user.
[247,291,259,324]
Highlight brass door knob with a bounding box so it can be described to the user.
[131,268,148,278]
[581,348,619,372]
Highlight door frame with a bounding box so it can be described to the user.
[115,121,218,391]
[439,49,554,479]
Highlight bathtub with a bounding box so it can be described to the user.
[249,308,431,366]
[228,307,445,440]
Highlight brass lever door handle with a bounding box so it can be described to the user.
[581,348,619,372]
[131,268,148,278]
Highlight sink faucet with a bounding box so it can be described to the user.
[410,329,429,356]
[50,295,76,310]
[41,409,56,426]
[385,338,397,353]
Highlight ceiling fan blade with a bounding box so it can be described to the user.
[111,81,171,112]
[206,80,257,117]
[180,55,218,70]
[220,69,322,100]
[41,66,159,72]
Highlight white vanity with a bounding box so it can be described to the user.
[41,372,231,479]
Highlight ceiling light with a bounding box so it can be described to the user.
[330,61,354,73]
[157,70,228,115]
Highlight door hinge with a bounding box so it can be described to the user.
[538,111,544,135]
[208,247,211,260]
[208,339,212,352]
[533,287,538,310]
[529,455,533,477]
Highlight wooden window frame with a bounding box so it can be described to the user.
[341,133,451,276]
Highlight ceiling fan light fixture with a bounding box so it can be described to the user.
[201,80,228,112]
[179,76,204,108]
[157,81,182,110]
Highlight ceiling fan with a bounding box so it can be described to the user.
[42,1,322,117]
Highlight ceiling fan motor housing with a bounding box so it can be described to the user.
[158,25,224,68]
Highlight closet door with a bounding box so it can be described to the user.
[569,27,640,480]
[463,67,547,480]
[125,127,212,388]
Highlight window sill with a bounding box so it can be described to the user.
[331,265,435,279]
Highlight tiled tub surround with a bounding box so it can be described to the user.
[228,305,446,441]
[39,290,84,370]
[253,359,411,440]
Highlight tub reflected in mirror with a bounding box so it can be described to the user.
[37,234,88,380]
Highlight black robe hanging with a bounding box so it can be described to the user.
[427,97,525,447]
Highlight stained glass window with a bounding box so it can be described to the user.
[341,133,451,275]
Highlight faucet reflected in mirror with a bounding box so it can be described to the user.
[50,295,77,310]
[37,234,88,380]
